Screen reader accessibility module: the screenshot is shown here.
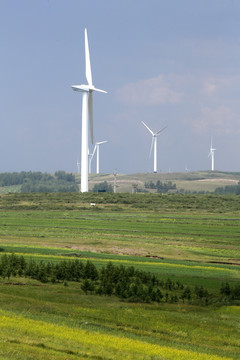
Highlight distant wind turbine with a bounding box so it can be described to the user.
[95,141,107,174]
[142,121,167,173]
[208,138,216,171]
[72,29,107,192]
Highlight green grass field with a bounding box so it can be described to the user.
[0,192,239,359]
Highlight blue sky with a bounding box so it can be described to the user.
[1,0,240,174]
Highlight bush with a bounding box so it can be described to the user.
[92,181,113,193]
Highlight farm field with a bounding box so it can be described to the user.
[88,170,240,193]
[0,192,239,359]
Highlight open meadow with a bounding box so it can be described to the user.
[0,192,239,359]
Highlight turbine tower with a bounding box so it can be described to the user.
[72,29,107,192]
[95,141,107,174]
[142,121,167,173]
[208,138,216,171]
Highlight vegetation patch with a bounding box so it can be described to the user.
[1,254,239,306]
[0,171,78,193]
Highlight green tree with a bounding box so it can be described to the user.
[92,181,113,193]
[81,279,95,294]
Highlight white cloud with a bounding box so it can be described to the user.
[116,72,240,137]
[201,75,238,96]
[202,80,217,95]
[116,75,184,106]
[173,74,240,135]
[191,106,238,135]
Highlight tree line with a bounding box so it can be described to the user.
[144,180,176,193]
[214,181,240,195]
[0,171,78,193]
[1,253,239,306]
[91,180,177,194]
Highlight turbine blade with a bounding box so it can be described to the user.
[142,121,154,135]
[149,137,154,158]
[85,29,92,86]
[92,87,107,93]
[92,144,97,158]
[97,141,107,145]
[88,92,93,144]
[156,125,167,136]
[71,85,89,92]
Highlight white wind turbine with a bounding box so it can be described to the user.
[142,121,167,173]
[88,141,107,174]
[72,29,107,192]
[95,141,107,174]
[208,138,216,171]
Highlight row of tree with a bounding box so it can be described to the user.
[91,180,177,194]
[144,180,177,193]
[220,281,240,299]
[214,181,240,195]
[0,171,78,193]
[1,254,239,305]
[0,172,43,186]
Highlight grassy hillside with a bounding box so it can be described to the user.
[0,192,239,359]
[0,171,239,194]
[88,170,240,193]
[0,278,239,360]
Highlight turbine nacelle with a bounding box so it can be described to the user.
[72,84,107,93]
[142,121,167,137]
[208,146,216,157]
[72,84,90,92]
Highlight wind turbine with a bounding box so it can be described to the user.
[142,121,167,173]
[208,138,216,171]
[95,141,107,174]
[88,141,107,174]
[72,29,107,192]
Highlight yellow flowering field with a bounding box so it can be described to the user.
[0,310,232,360]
